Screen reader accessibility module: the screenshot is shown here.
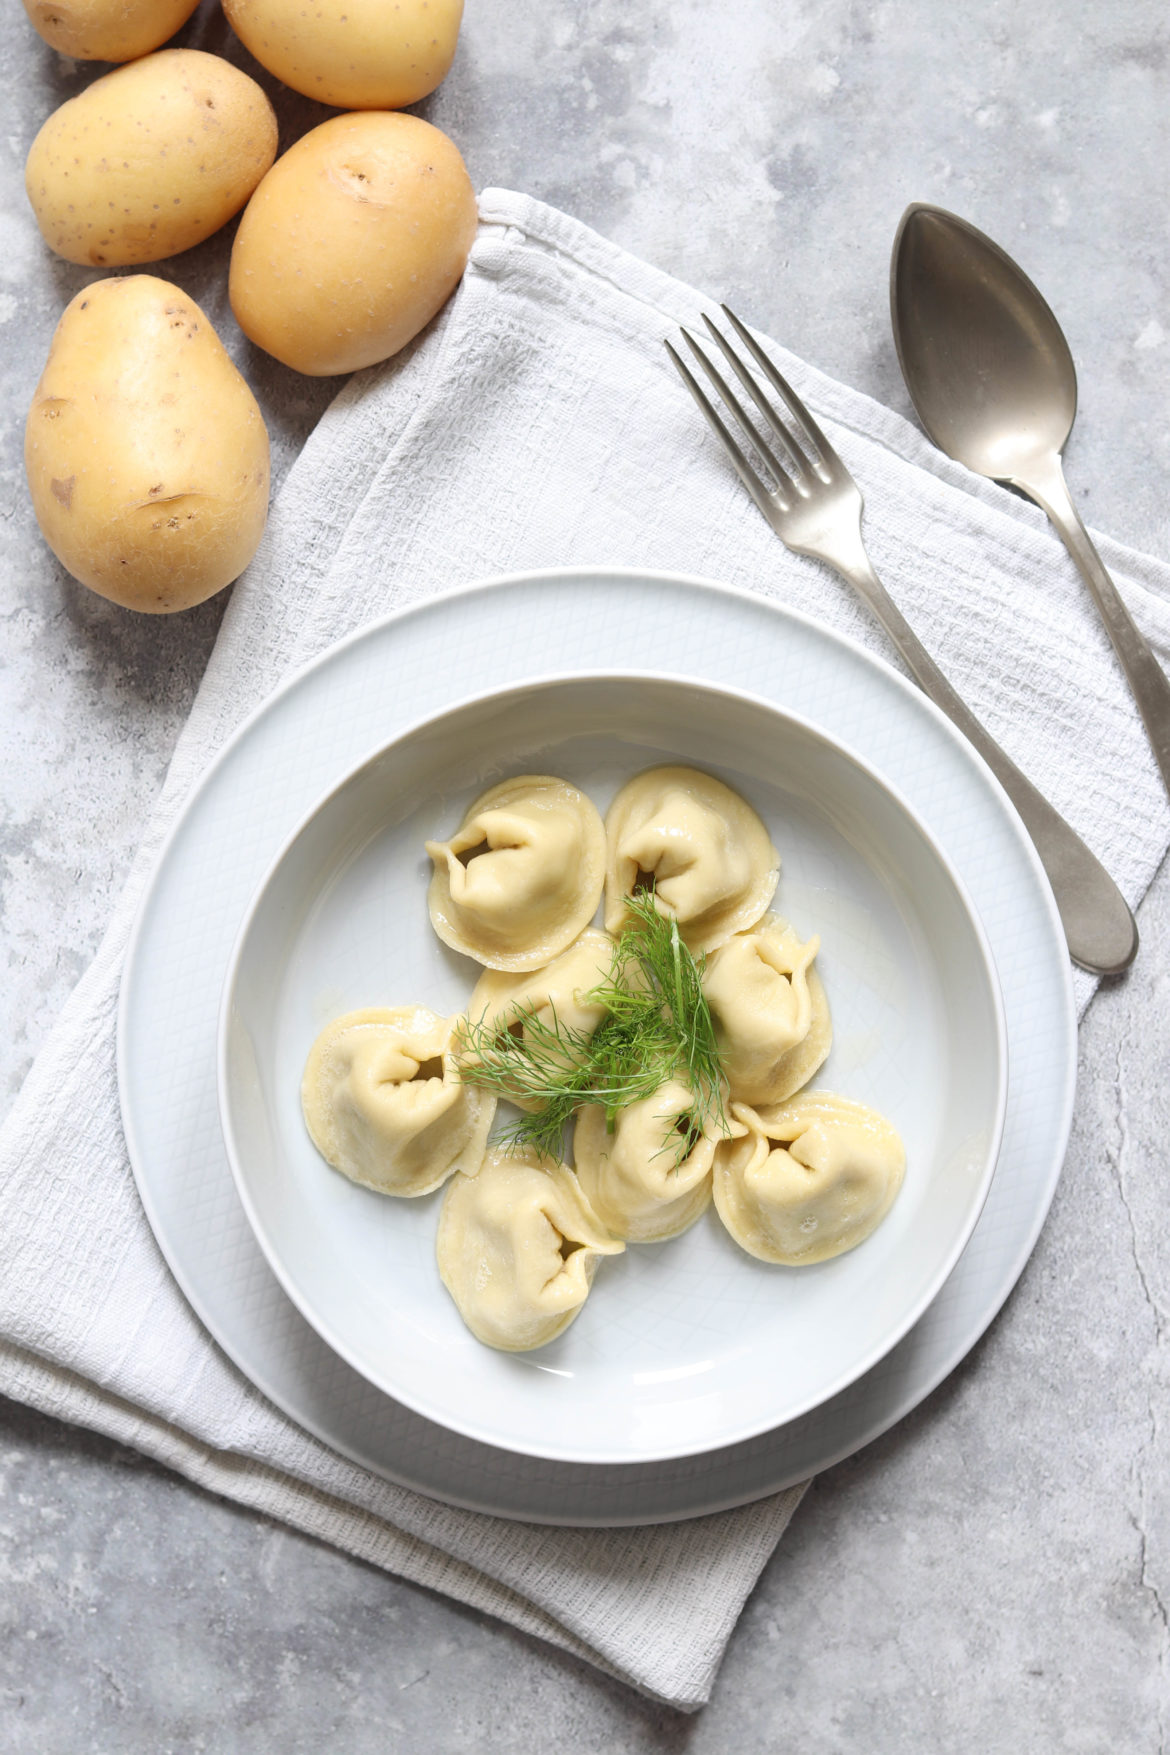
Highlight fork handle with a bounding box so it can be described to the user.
[834,549,1137,976]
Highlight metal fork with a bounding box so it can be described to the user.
[666,307,1136,976]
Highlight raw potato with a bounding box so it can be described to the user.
[25,276,270,614]
[21,0,201,61]
[229,112,478,376]
[223,0,463,109]
[25,50,278,268]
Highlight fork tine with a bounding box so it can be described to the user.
[678,328,793,488]
[699,313,806,475]
[720,305,838,465]
[663,340,777,518]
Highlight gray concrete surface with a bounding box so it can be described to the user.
[2,0,1168,1747]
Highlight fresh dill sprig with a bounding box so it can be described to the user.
[455,998,673,1161]
[453,892,728,1163]
[605,892,727,1127]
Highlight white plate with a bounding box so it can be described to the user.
[219,674,1006,1463]
[119,569,1075,1521]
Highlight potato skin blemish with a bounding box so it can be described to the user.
[24,274,270,614]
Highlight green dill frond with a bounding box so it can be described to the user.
[455,1002,598,1109]
[453,893,729,1166]
[598,892,728,1135]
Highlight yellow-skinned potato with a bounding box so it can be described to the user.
[25,277,269,614]
[223,0,463,109]
[25,50,278,268]
[21,0,201,61]
[229,112,478,377]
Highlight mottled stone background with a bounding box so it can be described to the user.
[2,1,1168,1748]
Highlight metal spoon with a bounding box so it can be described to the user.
[891,203,1170,807]
[888,202,1167,974]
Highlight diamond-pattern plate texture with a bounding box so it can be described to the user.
[122,571,1075,1520]
[221,674,1004,1463]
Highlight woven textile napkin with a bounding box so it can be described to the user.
[3,190,1170,1711]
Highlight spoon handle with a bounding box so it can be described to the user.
[1013,456,1170,803]
[835,549,1137,975]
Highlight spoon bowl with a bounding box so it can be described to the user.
[891,204,1076,480]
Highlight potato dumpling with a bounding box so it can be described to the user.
[223,0,463,109]
[25,49,278,268]
[25,276,269,614]
[229,112,478,376]
[21,0,201,61]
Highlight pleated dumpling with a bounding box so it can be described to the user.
[436,1145,624,1351]
[426,775,606,972]
[713,1093,905,1265]
[301,1006,494,1197]
[462,929,614,1110]
[573,1077,723,1243]
[702,914,831,1105]
[604,766,779,953]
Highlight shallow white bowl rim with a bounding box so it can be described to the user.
[217,666,1009,1464]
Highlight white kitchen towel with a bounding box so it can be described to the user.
[3,189,1169,1712]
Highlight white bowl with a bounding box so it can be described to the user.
[218,672,1007,1465]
